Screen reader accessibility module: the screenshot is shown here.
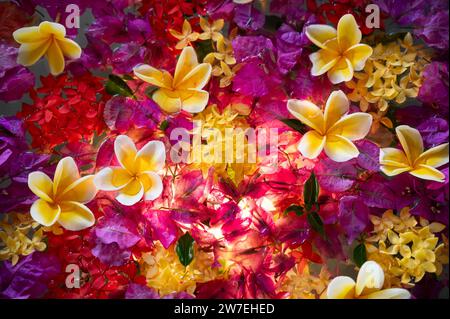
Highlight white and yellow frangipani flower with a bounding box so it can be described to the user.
[306,14,373,84]
[326,261,411,299]
[287,90,372,162]
[13,21,82,76]
[27,157,97,231]
[133,46,212,114]
[380,125,449,182]
[94,135,166,206]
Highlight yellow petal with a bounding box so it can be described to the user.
[305,24,338,50]
[345,44,373,71]
[410,164,445,182]
[365,288,411,299]
[30,199,61,227]
[298,131,326,159]
[181,19,192,34]
[380,165,411,177]
[173,46,199,87]
[114,135,138,173]
[94,167,131,191]
[327,113,372,140]
[13,26,47,43]
[153,88,182,113]
[175,63,212,90]
[286,99,324,133]
[116,179,144,206]
[415,143,449,168]
[324,135,359,162]
[17,39,51,66]
[309,49,340,76]
[327,57,354,84]
[38,21,66,39]
[326,276,356,299]
[58,201,95,231]
[379,148,410,167]
[134,141,166,173]
[133,64,172,89]
[337,14,362,50]
[355,261,385,297]
[139,172,164,200]
[58,38,81,59]
[58,175,97,204]
[46,39,65,75]
[179,89,210,113]
[53,157,80,197]
[396,125,423,164]
[28,172,53,203]
[324,90,349,129]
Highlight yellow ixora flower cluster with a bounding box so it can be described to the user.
[281,265,330,299]
[366,207,449,285]
[0,213,46,266]
[190,104,258,185]
[346,33,430,113]
[138,242,221,297]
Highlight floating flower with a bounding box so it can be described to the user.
[306,14,373,84]
[199,17,224,41]
[169,19,199,50]
[380,125,449,182]
[133,46,212,114]
[27,157,97,231]
[13,21,82,75]
[287,90,372,162]
[326,260,410,299]
[94,135,165,206]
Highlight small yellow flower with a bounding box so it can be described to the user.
[169,19,199,50]
[13,21,81,75]
[212,37,236,65]
[281,265,330,299]
[380,125,449,182]
[306,14,373,84]
[94,135,165,206]
[133,46,212,114]
[287,90,372,162]
[199,17,224,42]
[28,157,96,231]
[326,261,410,299]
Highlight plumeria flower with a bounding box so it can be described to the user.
[326,261,411,299]
[13,21,81,75]
[169,19,199,50]
[27,157,97,231]
[287,90,372,162]
[94,135,165,206]
[199,17,224,42]
[133,46,212,114]
[306,14,373,84]
[380,125,449,182]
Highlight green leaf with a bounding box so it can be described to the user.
[280,119,306,133]
[176,232,195,267]
[105,74,134,98]
[160,120,169,131]
[353,243,367,268]
[307,212,324,237]
[284,205,304,216]
[304,172,319,210]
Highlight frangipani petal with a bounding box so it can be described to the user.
[298,131,326,159]
[365,288,411,299]
[59,175,97,204]
[179,89,209,113]
[326,276,356,299]
[173,46,199,86]
[379,148,410,167]
[410,164,446,182]
[13,26,47,43]
[305,24,338,50]
[153,88,182,114]
[324,90,349,129]
[133,64,172,89]
[309,49,339,76]
[176,63,212,90]
[327,57,354,84]
[328,113,372,140]
[345,44,373,71]
[114,135,138,172]
[396,125,423,165]
[38,21,66,38]
[94,167,131,191]
[58,38,82,59]
[337,14,362,50]
[58,201,95,231]
[415,143,449,168]
[380,165,411,177]
[355,261,385,297]
[53,157,80,197]
[287,99,324,133]
[28,172,53,203]
[140,172,164,200]
[135,141,166,173]
[46,39,65,75]
[30,199,61,227]
[17,39,51,66]
[116,179,144,206]
[324,135,359,162]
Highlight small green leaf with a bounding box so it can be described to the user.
[105,74,134,98]
[176,232,195,267]
[307,212,324,237]
[284,205,304,216]
[280,119,306,133]
[304,172,319,210]
[160,120,169,131]
[353,243,367,268]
